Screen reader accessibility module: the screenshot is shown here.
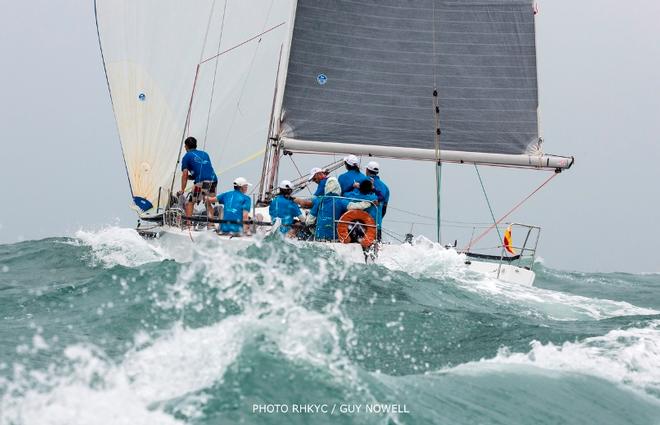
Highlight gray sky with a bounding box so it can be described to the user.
[1,0,659,273]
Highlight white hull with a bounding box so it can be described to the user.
[141,224,536,286]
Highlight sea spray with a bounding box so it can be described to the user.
[1,229,659,424]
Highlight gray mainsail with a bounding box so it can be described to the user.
[277,0,571,168]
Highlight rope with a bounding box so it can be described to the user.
[464,172,559,252]
[217,149,265,177]
[474,164,503,245]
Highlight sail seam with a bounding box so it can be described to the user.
[287,70,535,84]
[297,16,534,36]
[290,48,534,68]
[285,106,537,125]
[299,4,530,25]
[288,25,531,47]
[293,39,535,55]
[310,0,532,13]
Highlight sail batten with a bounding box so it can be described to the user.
[280,0,545,157]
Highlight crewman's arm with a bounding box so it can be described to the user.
[294,197,313,208]
[243,210,250,234]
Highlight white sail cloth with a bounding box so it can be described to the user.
[96,0,292,212]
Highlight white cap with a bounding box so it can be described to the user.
[366,161,380,173]
[233,177,251,187]
[308,167,324,181]
[344,155,359,166]
[279,180,293,190]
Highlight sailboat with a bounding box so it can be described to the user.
[94,0,573,286]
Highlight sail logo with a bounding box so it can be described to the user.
[138,92,146,101]
[316,73,328,85]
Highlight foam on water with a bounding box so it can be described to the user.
[1,235,365,424]
[74,227,166,268]
[378,237,658,320]
[73,227,653,323]
[2,229,659,424]
[448,320,660,398]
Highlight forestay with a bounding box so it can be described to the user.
[279,0,565,166]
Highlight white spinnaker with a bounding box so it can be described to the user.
[95,0,292,212]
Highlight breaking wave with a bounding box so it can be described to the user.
[1,228,659,424]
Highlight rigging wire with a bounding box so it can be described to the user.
[381,228,405,244]
[202,0,228,150]
[221,0,276,147]
[190,0,219,134]
[464,171,560,252]
[386,205,494,226]
[168,19,286,198]
[474,164,503,245]
[287,155,313,196]
[199,0,218,63]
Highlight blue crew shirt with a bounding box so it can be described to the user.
[269,195,302,234]
[371,175,390,225]
[181,149,217,183]
[345,189,379,223]
[309,194,349,240]
[338,170,368,195]
[313,178,328,197]
[217,189,251,233]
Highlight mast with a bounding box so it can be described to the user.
[258,0,298,205]
[258,44,284,206]
[270,0,298,139]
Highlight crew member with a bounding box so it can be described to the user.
[366,161,390,239]
[269,180,305,236]
[345,179,379,222]
[306,177,373,240]
[177,136,218,225]
[295,167,328,208]
[337,155,368,195]
[215,177,252,235]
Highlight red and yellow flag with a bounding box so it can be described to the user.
[503,226,516,255]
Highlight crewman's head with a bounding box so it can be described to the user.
[279,180,293,196]
[307,167,326,183]
[184,136,197,151]
[366,161,380,177]
[359,179,374,195]
[344,155,360,171]
[233,177,251,193]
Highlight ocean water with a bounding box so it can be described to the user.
[1,228,659,425]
